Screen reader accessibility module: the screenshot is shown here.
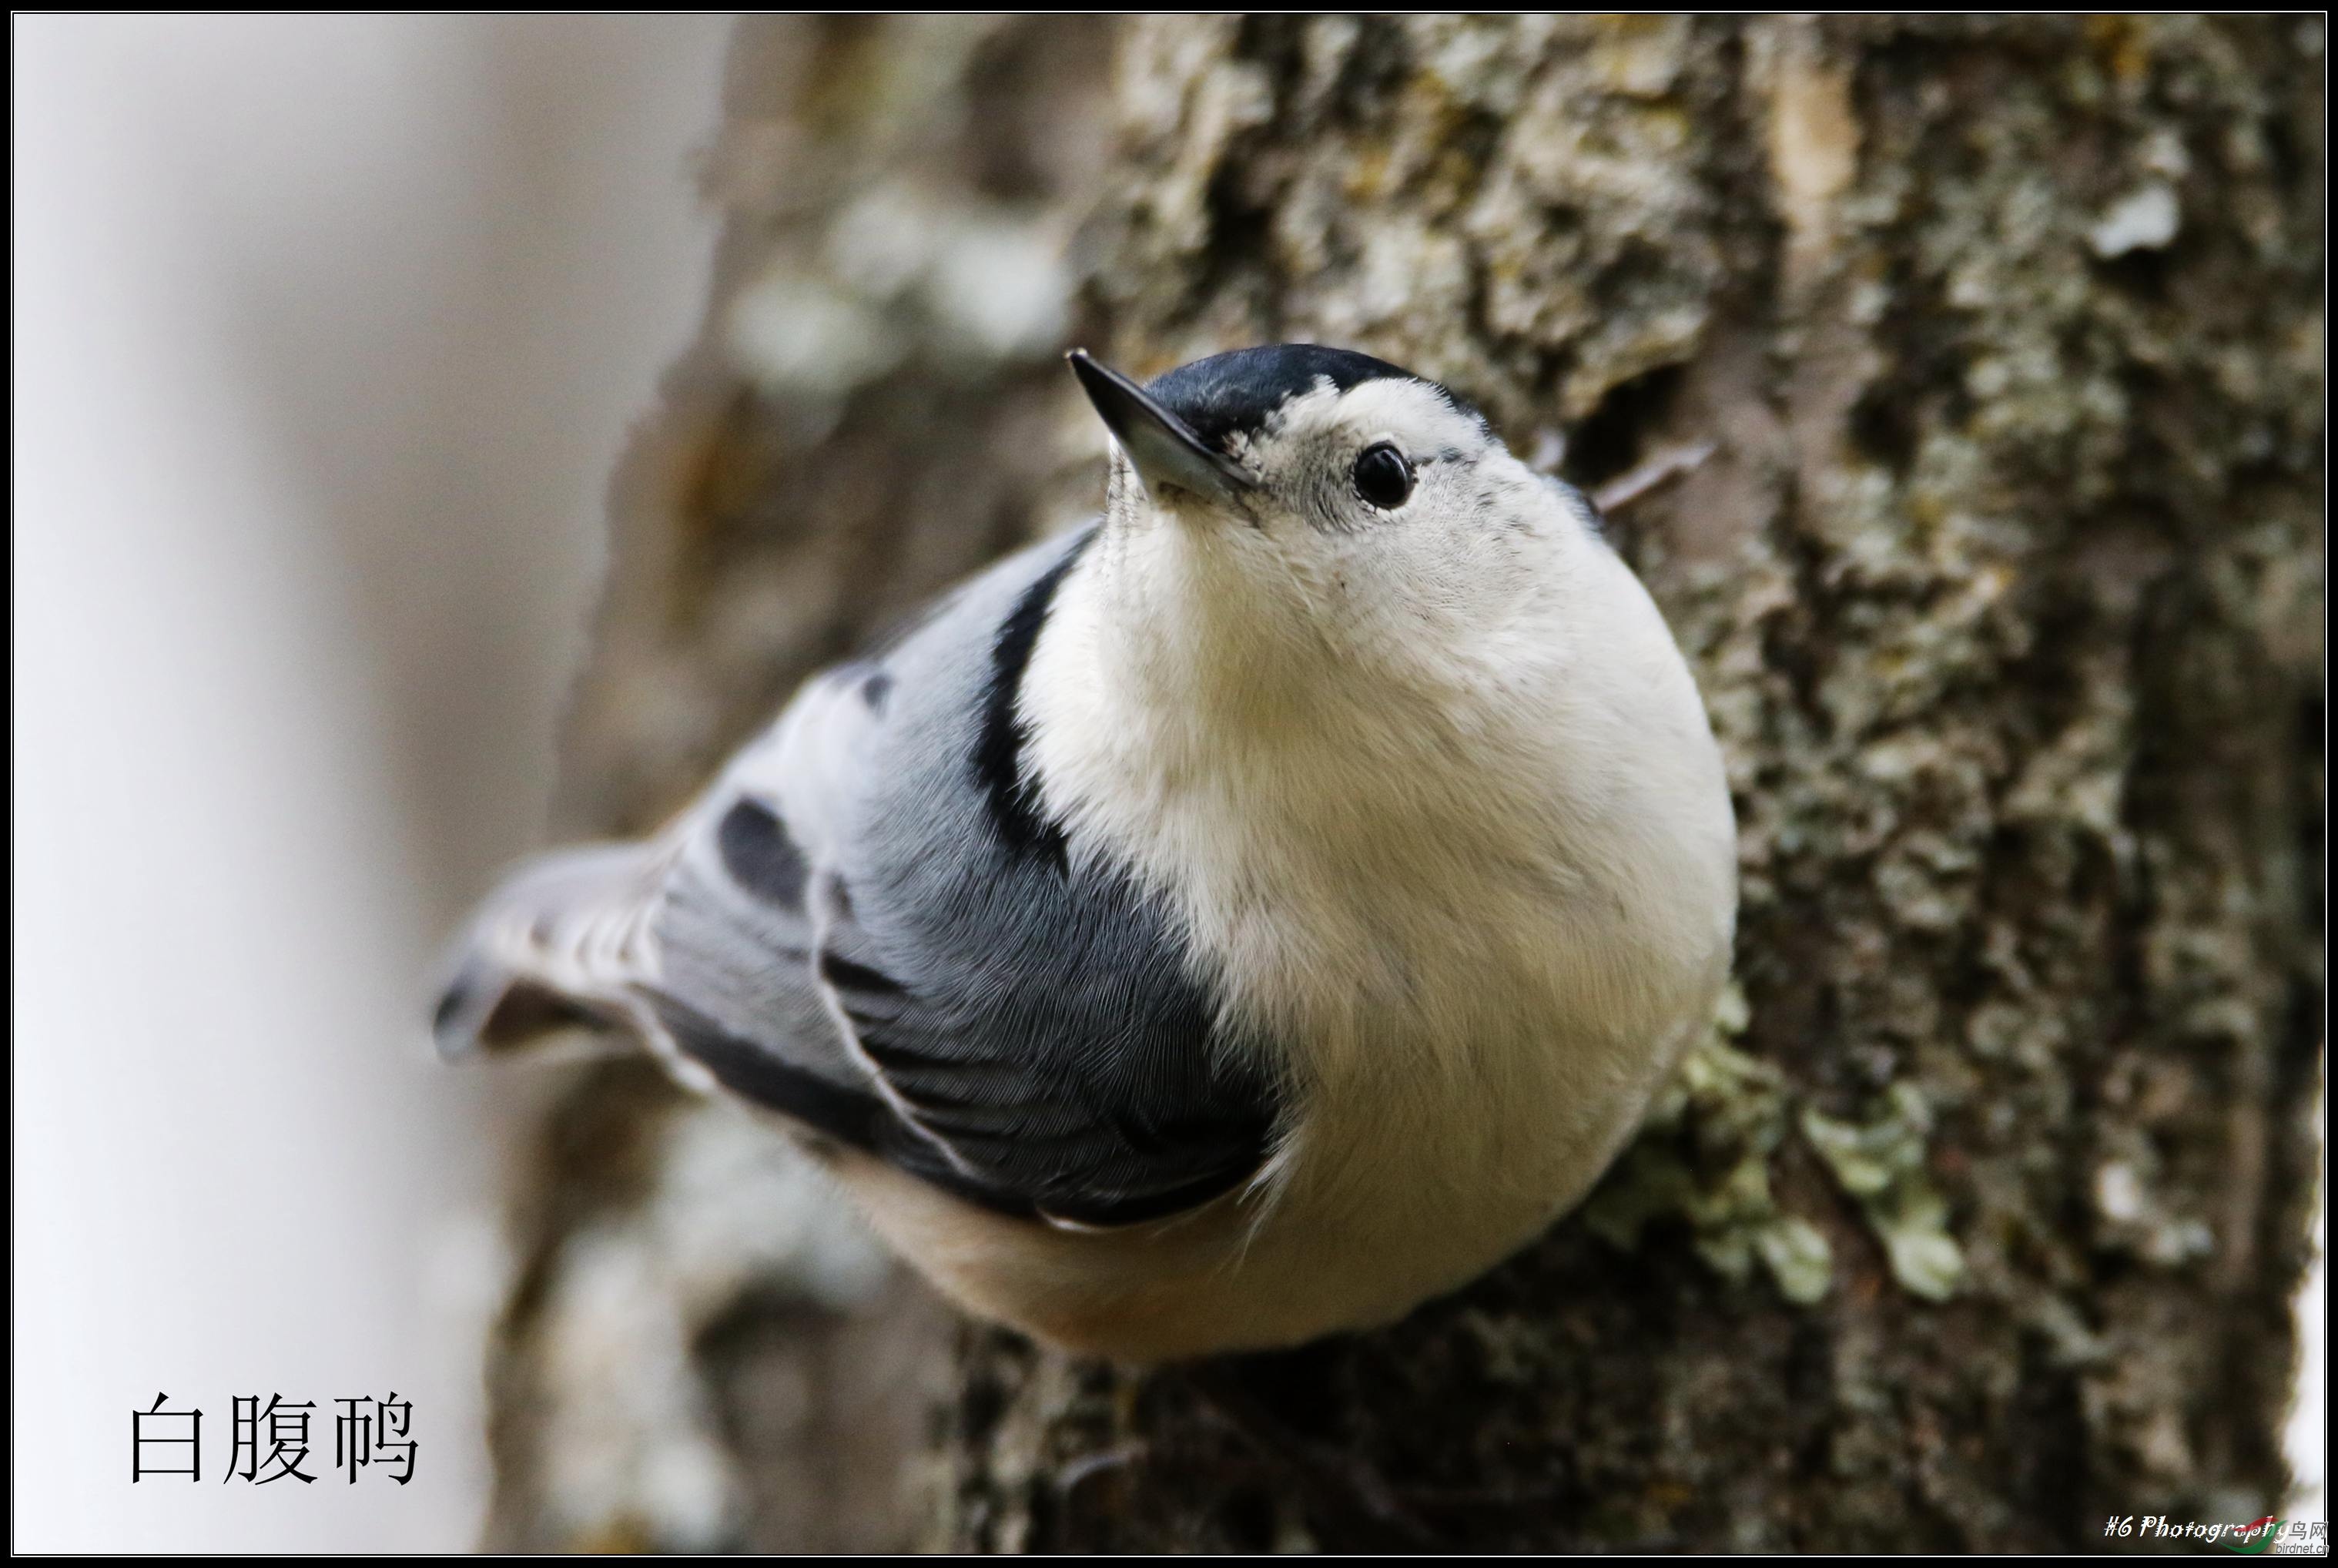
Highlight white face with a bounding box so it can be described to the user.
[1103,374,1602,693]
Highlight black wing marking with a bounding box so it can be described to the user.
[646,528,1283,1230]
[650,995,1042,1219]
[716,797,809,909]
[812,893,1277,1228]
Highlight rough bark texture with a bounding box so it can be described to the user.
[481,18,1115,1551]
[484,15,2322,1553]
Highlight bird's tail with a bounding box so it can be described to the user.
[429,841,669,1061]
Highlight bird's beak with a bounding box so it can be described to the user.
[1067,349,1258,502]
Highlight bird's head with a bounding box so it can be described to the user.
[1067,345,1600,697]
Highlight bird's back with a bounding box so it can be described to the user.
[437,524,1287,1239]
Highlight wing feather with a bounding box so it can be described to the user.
[631,529,1282,1228]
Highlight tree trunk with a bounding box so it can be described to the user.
[481,18,1117,1551]
[486,15,2322,1553]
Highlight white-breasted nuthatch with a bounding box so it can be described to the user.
[434,345,1737,1362]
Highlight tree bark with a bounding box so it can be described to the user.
[481,18,1117,1551]
[487,15,2322,1553]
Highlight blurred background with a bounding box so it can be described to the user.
[15,15,730,1550]
[12,14,2324,1553]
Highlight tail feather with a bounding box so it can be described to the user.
[430,842,669,1061]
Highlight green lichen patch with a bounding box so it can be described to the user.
[1801,1083,1968,1302]
[1584,985,1835,1305]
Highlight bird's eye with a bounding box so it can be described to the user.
[1352,443,1414,509]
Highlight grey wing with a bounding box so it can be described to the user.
[639,671,1012,1215]
[643,529,1281,1228]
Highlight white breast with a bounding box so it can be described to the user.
[1000,515,1738,1350]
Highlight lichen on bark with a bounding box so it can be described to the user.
[936,15,2323,1552]
[484,15,2321,1554]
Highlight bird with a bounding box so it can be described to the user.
[432,343,1738,1362]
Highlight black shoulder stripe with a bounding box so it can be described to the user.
[970,528,1095,872]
